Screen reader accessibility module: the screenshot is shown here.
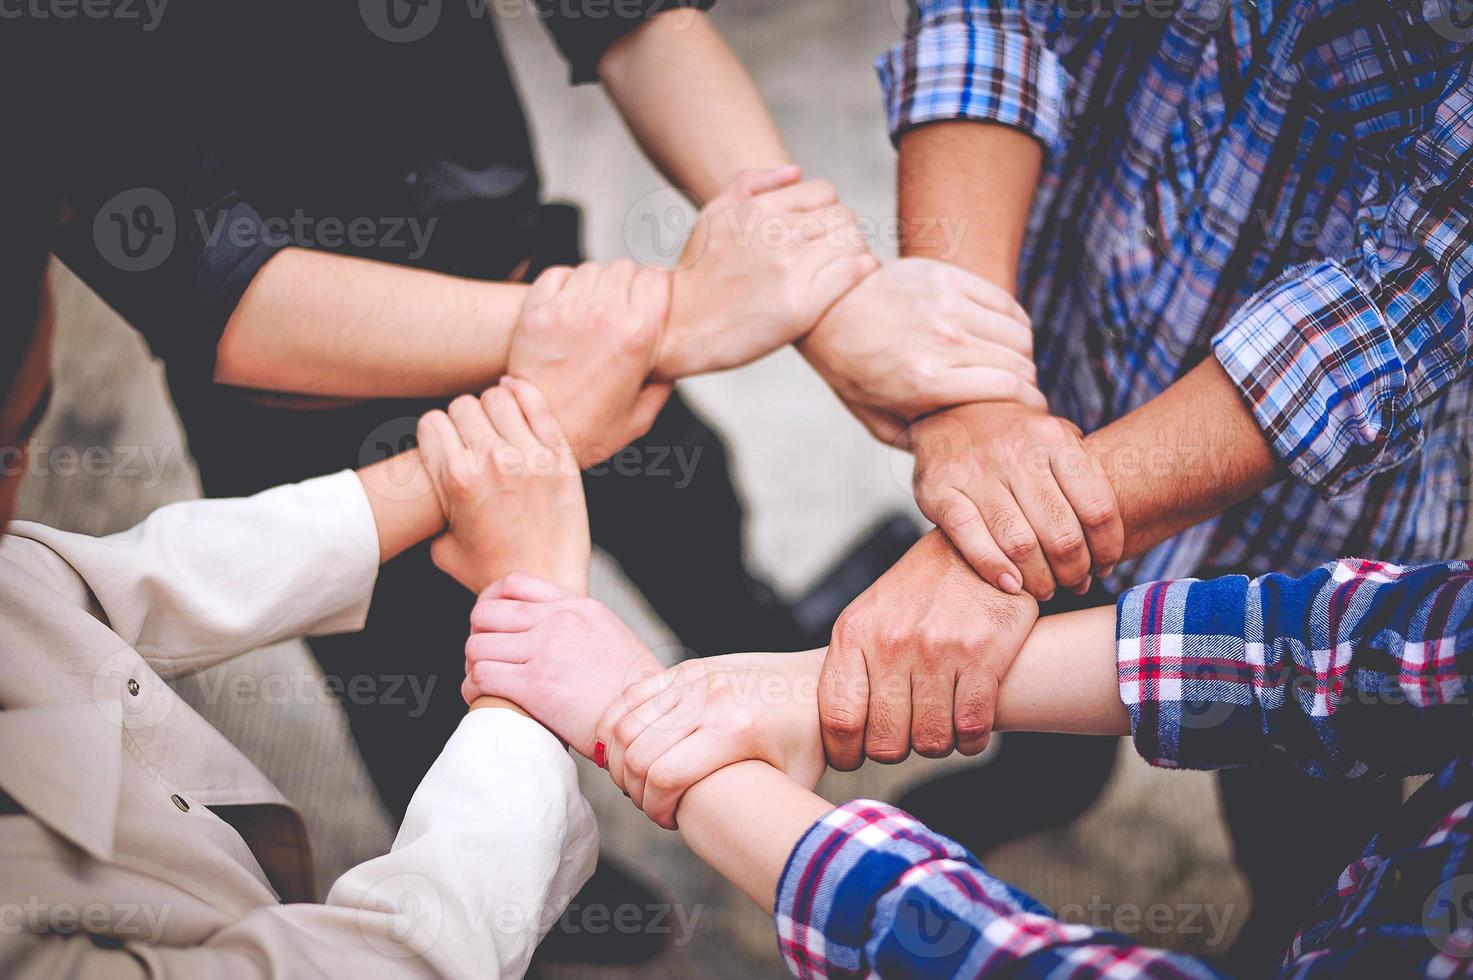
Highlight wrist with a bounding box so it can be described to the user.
[654,269,699,381]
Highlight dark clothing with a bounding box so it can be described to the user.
[38,0,804,820]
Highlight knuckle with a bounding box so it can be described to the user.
[820,705,865,739]
[999,533,1039,563]
[647,764,681,793]
[1046,529,1088,559]
[1076,499,1120,532]
[866,741,911,765]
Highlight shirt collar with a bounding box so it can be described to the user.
[0,701,122,861]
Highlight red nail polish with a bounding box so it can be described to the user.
[593,739,607,769]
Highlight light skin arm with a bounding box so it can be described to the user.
[214,248,527,400]
[897,122,1042,289]
[675,604,1128,914]
[599,10,791,203]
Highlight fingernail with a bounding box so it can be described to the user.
[593,739,607,770]
[999,573,1021,595]
[1100,565,1116,578]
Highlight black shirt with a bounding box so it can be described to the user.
[45,0,713,371]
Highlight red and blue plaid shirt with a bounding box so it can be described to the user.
[775,558,1473,977]
[878,0,1473,584]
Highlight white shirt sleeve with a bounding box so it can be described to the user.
[4,471,381,678]
[0,709,597,980]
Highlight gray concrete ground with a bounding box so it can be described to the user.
[20,2,1254,975]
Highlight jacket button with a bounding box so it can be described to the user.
[127,679,140,696]
[171,794,190,813]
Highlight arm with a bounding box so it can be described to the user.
[216,247,525,399]
[0,705,593,980]
[888,0,1064,288]
[599,10,790,203]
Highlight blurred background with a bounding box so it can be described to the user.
[21,2,1251,975]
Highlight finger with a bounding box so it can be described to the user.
[605,679,685,797]
[1010,466,1091,593]
[562,261,604,316]
[919,488,1023,595]
[810,252,881,307]
[447,393,497,456]
[956,271,1031,329]
[764,178,840,214]
[864,653,912,764]
[954,666,998,756]
[641,728,739,831]
[918,366,1047,412]
[944,335,1039,383]
[984,489,1057,601]
[1051,444,1124,580]
[611,382,674,451]
[462,659,526,706]
[593,670,680,788]
[958,308,1035,358]
[483,383,540,452]
[502,377,570,453]
[415,411,457,510]
[599,257,639,305]
[479,572,571,603]
[910,666,957,759]
[465,631,533,665]
[850,402,910,446]
[818,630,870,772]
[469,597,538,634]
[527,265,574,304]
[620,693,700,811]
[723,165,803,203]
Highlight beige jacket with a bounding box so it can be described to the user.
[0,472,598,978]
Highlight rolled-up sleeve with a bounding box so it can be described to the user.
[537,0,716,85]
[875,0,1072,154]
[1213,68,1473,498]
[774,800,1218,979]
[1117,559,1473,780]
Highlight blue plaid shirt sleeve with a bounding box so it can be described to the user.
[1212,67,1473,498]
[1118,559,1473,779]
[774,801,1221,979]
[875,0,1071,154]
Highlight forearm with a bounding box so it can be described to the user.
[599,11,790,203]
[355,452,445,564]
[216,248,525,399]
[675,607,1128,914]
[897,121,1041,289]
[676,760,833,914]
[1086,357,1280,560]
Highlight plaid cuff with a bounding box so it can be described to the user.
[775,800,1010,978]
[876,0,1070,155]
[1117,576,1274,771]
[1212,259,1424,498]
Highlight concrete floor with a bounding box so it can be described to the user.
[20,2,1252,975]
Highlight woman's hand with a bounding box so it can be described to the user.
[799,257,1046,442]
[508,259,674,466]
[657,166,878,379]
[594,649,828,830]
[460,575,664,756]
[417,379,590,595]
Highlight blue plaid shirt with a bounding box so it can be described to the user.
[776,558,1473,977]
[879,0,1473,584]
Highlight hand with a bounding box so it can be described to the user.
[820,529,1038,769]
[800,257,1046,442]
[910,402,1123,600]
[656,166,879,378]
[461,575,664,757]
[593,649,828,830]
[417,379,589,595]
[508,259,673,466]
